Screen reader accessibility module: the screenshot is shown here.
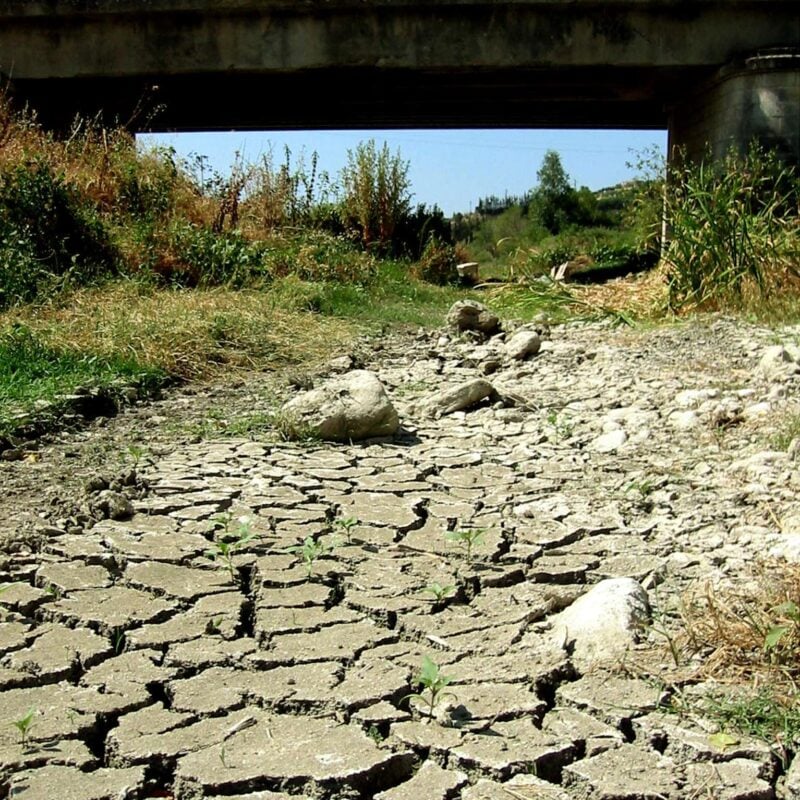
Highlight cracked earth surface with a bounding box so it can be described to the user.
[2,315,800,799]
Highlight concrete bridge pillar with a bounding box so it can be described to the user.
[669,49,800,165]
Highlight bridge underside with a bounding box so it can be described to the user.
[1,1,798,161]
[12,66,699,132]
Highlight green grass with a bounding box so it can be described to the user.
[0,323,164,437]
[771,412,800,451]
[694,688,800,759]
[307,260,469,329]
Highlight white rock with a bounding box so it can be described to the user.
[456,261,479,283]
[756,344,800,381]
[550,578,650,670]
[670,410,700,429]
[591,429,628,453]
[601,420,623,433]
[504,330,541,361]
[783,751,800,798]
[744,401,771,419]
[282,370,399,442]
[675,389,719,408]
[418,379,495,418]
[446,300,500,335]
[769,534,800,562]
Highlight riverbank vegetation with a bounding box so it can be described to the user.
[0,94,798,436]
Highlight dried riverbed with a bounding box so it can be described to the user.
[2,315,800,799]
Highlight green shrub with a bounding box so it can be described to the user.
[117,146,181,222]
[666,145,800,311]
[413,236,459,285]
[167,223,268,287]
[0,162,118,308]
[339,140,411,249]
[261,231,377,285]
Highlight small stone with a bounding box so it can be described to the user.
[419,379,495,417]
[591,429,628,453]
[96,490,135,520]
[85,475,109,492]
[757,344,800,381]
[446,300,500,336]
[504,330,541,360]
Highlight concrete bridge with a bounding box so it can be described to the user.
[0,1,798,162]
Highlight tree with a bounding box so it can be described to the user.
[529,150,578,234]
[339,140,412,249]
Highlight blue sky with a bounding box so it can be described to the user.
[139,128,667,216]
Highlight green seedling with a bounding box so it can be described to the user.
[334,516,358,544]
[44,583,61,600]
[626,478,654,498]
[12,707,36,749]
[764,600,800,657]
[402,656,458,721]
[208,516,256,581]
[286,536,331,579]
[546,409,574,441]
[205,616,224,635]
[123,443,148,469]
[113,629,126,654]
[421,582,456,605]
[445,528,486,566]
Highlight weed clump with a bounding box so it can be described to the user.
[665,145,800,313]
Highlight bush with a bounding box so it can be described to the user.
[413,236,459,285]
[166,223,268,287]
[666,145,800,311]
[339,140,411,250]
[0,162,118,308]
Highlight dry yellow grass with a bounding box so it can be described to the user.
[570,263,670,320]
[677,561,800,691]
[2,283,356,380]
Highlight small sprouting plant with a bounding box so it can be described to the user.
[445,527,486,566]
[402,656,458,721]
[764,600,800,659]
[546,409,574,441]
[334,516,358,544]
[421,582,456,605]
[113,628,126,654]
[366,725,383,744]
[626,478,654,498]
[269,410,320,443]
[205,616,224,635]
[207,515,256,581]
[12,707,36,749]
[123,443,148,469]
[286,536,331,579]
[44,583,61,600]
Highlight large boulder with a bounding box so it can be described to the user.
[446,300,500,336]
[282,370,399,442]
[550,578,650,671]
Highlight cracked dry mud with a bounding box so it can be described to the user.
[2,316,800,799]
